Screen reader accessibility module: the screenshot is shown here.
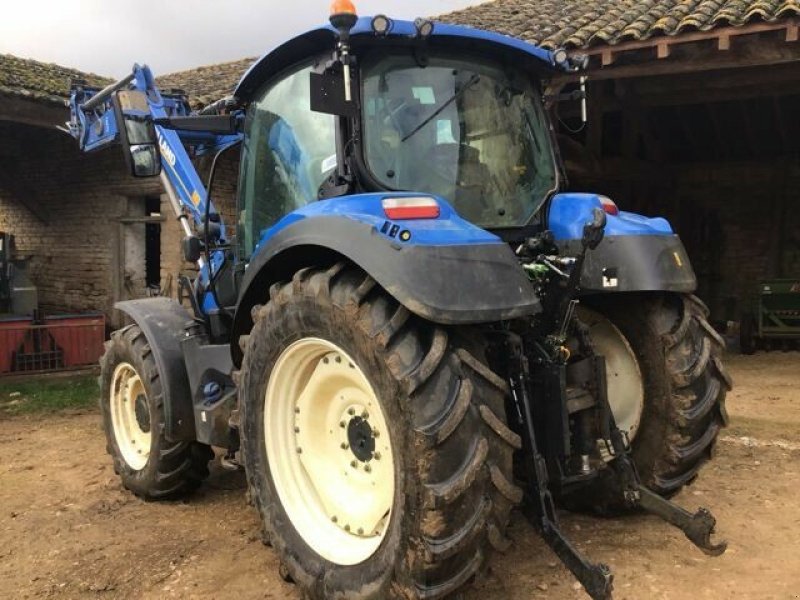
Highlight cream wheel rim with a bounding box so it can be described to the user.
[264,337,395,566]
[577,307,645,459]
[110,362,151,471]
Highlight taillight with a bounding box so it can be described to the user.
[382,196,440,220]
[598,195,619,215]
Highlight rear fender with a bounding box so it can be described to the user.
[548,193,697,293]
[232,193,541,364]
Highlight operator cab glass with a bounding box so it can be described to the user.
[238,64,336,259]
[362,53,558,228]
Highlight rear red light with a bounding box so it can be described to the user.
[382,196,440,220]
[598,195,619,215]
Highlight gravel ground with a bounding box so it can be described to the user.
[1,351,798,599]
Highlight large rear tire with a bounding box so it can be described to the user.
[99,325,213,499]
[582,293,731,504]
[239,263,521,599]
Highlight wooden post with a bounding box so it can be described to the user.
[586,82,604,160]
[787,21,799,42]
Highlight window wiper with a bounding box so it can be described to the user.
[401,74,480,143]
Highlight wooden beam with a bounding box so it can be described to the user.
[718,34,731,51]
[601,49,615,67]
[0,95,69,130]
[629,62,800,95]
[578,37,800,81]
[557,78,800,115]
[582,20,792,58]
[585,83,605,160]
[636,81,800,107]
[657,41,670,59]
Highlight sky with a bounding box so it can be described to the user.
[0,0,483,77]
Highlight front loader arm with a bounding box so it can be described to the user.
[68,64,236,242]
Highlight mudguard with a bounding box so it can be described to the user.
[232,193,541,358]
[549,193,697,293]
[115,298,196,441]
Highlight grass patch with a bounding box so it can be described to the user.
[0,374,99,415]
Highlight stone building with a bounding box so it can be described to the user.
[0,56,242,327]
[1,0,799,328]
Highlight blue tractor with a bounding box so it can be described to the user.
[69,4,730,598]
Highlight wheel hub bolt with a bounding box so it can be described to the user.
[331,516,338,523]
[364,464,372,473]
[350,460,357,468]
[361,411,369,419]
[348,407,355,416]
[339,420,346,428]
[294,426,300,433]
[344,524,350,532]
[374,452,381,460]
[296,447,302,454]
[357,527,364,535]
[340,442,349,450]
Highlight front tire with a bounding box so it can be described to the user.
[583,293,731,499]
[239,263,521,599]
[99,325,213,499]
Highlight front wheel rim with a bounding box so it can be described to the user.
[264,337,395,566]
[110,362,152,471]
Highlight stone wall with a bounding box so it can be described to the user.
[0,121,173,326]
[0,120,241,327]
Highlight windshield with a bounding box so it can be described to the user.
[362,53,558,228]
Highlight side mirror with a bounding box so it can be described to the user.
[112,90,161,178]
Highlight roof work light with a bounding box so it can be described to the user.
[329,0,358,28]
[371,14,392,35]
[414,17,434,38]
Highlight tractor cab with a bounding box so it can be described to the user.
[234,8,581,259]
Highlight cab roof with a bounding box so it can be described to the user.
[234,16,561,102]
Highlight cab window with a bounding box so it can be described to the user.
[238,64,336,259]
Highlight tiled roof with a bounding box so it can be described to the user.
[0,54,111,105]
[4,1,797,110]
[156,58,256,109]
[436,0,800,49]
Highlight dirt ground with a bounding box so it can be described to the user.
[1,352,799,600]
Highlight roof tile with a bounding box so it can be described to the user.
[0,54,111,105]
[155,58,257,109]
[3,1,798,110]
[436,0,800,48]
